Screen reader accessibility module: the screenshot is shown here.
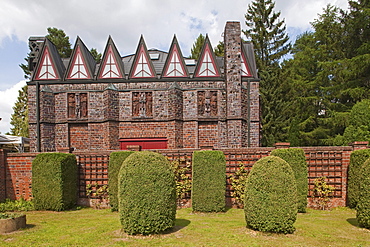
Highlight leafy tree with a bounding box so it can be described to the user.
[243,0,291,146]
[8,85,29,137]
[190,34,205,60]
[333,99,370,145]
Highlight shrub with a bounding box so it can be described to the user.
[0,198,34,212]
[192,150,226,212]
[356,157,370,229]
[118,151,176,235]
[312,177,335,210]
[244,156,297,234]
[270,148,308,213]
[32,153,77,211]
[348,149,370,208]
[171,160,192,207]
[229,163,249,207]
[108,151,134,211]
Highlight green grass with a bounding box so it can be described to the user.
[1,207,369,246]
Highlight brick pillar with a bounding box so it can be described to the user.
[351,141,369,151]
[274,142,290,149]
[0,149,7,201]
[224,21,243,148]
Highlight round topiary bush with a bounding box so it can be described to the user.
[348,149,370,208]
[356,157,370,229]
[244,156,298,234]
[271,148,308,213]
[118,151,176,235]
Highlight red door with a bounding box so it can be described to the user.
[119,138,168,150]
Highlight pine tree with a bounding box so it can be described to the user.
[45,27,72,58]
[190,34,205,60]
[9,85,29,137]
[243,0,291,146]
[244,0,290,70]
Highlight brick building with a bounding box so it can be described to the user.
[27,21,260,152]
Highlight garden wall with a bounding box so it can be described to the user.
[0,142,368,208]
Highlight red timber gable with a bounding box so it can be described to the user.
[97,36,124,79]
[162,36,188,78]
[194,36,221,78]
[33,39,65,81]
[66,37,96,80]
[130,36,156,79]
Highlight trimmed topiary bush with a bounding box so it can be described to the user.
[356,157,370,229]
[118,151,176,235]
[348,149,370,208]
[244,156,297,234]
[32,153,77,211]
[271,148,308,213]
[192,150,226,212]
[108,151,134,211]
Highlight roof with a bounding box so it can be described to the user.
[29,35,258,81]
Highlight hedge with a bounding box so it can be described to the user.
[244,156,297,234]
[270,148,308,213]
[108,151,134,211]
[118,151,176,235]
[356,157,370,229]
[192,150,226,212]
[32,153,77,211]
[348,149,370,208]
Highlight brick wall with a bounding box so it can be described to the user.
[2,143,367,208]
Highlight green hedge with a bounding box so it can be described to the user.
[244,156,297,234]
[348,149,370,208]
[356,158,370,229]
[108,151,134,211]
[118,151,176,235]
[271,148,308,213]
[192,150,226,212]
[32,153,77,211]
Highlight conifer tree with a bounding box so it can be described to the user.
[190,34,205,60]
[9,85,29,137]
[243,0,291,146]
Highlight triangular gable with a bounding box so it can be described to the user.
[66,37,96,80]
[97,36,124,79]
[129,36,156,79]
[241,44,252,77]
[194,36,221,78]
[33,39,65,81]
[162,36,188,78]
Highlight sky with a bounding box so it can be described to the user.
[0,0,349,135]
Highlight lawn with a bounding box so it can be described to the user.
[0,207,369,247]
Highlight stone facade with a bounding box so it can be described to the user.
[27,21,260,152]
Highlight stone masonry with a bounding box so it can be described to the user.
[27,22,260,152]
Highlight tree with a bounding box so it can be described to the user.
[8,85,29,137]
[45,27,72,58]
[90,48,102,63]
[243,0,290,70]
[190,34,205,60]
[243,0,291,146]
[214,41,224,57]
[281,3,370,146]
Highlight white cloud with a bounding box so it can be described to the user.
[0,80,26,134]
[0,0,350,55]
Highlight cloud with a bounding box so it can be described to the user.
[0,80,26,134]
